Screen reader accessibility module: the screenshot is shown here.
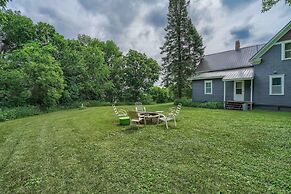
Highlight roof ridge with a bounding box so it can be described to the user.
[197,66,254,74]
[205,44,265,57]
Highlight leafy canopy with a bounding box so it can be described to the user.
[262,0,291,12]
[123,50,160,102]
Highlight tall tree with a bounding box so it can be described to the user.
[0,0,10,8]
[0,10,35,53]
[161,0,204,99]
[262,0,291,12]
[101,40,124,102]
[3,42,64,107]
[123,50,160,102]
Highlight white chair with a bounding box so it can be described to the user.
[112,104,127,117]
[135,102,146,113]
[159,104,182,129]
[128,111,145,126]
[159,112,176,129]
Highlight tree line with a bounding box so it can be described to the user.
[0,10,163,108]
[2,0,287,109]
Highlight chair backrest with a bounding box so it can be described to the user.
[135,102,146,112]
[169,104,182,117]
[112,104,119,115]
[175,103,182,116]
[128,111,139,120]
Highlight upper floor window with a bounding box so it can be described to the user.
[204,80,212,94]
[282,41,291,60]
[269,74,284,95]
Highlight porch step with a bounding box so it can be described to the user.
[225,101,251,110]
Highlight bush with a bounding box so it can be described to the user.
[140,94,155,105]
[0,106,42,122]
[0,100,158,122]
[149,86,172,103]
[174,98,224,109]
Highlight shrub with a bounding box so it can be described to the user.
[174,98,224,109]
[140,94,155,105]
[0,106,42,122]
[174,97,192,106]
[149,86,172,103]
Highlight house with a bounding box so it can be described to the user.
[189,21,291,110]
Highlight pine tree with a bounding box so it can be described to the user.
[161,0,204,98]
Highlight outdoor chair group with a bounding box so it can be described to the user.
[112,102,182,129]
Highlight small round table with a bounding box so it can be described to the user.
[139,112,160,124]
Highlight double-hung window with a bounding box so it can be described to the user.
[269,75,284,95]
[204,80,212,94]
[282,41,291,60]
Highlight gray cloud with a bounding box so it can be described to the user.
[230,26,252,40]
[145,7,167,28]
[221,0,256,9]
[6,0,291,60]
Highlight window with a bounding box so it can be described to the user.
[204,80,212,94]
[269,75,284,95]
[235,82,243,94]
[282,41,291,60]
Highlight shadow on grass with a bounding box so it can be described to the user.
[122,125,143,134]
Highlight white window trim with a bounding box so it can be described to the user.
[281,40,291,60]
[269,74,285,96]
[204,80,213,95]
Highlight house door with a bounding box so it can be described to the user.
[234,81,245,101]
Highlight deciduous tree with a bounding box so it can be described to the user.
[123,50,159,102]
[6,42,64,107]
[262,0,291,12]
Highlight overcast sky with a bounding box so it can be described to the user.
[7,0,291,62]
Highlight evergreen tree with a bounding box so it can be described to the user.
[161,0,204,98]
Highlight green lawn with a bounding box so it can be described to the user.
[0,104,290,193]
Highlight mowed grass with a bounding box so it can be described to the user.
[0,104,291,193]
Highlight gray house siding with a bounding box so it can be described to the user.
[225,81,233,101]
[192,79,223,102]
[244,80,251,101]
[192,79,251,102]
[279,29,291,42]
[254,44,291,107]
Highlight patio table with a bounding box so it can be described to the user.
[139,112,161,124]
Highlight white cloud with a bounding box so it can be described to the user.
[6,0,291,59]
[189,0,291,54]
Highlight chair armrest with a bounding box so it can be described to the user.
[118,109,127,116]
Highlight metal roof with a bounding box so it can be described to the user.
[250,21,291,64]
[196,45,264,73]
[189,67,254,81]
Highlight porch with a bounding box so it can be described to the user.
[225,100,254,110]
[223,70,254,110]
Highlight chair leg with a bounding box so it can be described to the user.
[165,120,168,129]
[174,117,177,127]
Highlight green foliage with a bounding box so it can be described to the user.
[149,86,172,103]
[0,65,30,107]
[0,0,10,8]
[0,10,35,53]
[4,42,64,107]
[0,11,160,109]
[80,40,109,100]
[0,106,41,121]
[262,0,291,12]
[101,40,124,102]
[174,98,224,109]
[123,50,160,102]
[161,0,204,98]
